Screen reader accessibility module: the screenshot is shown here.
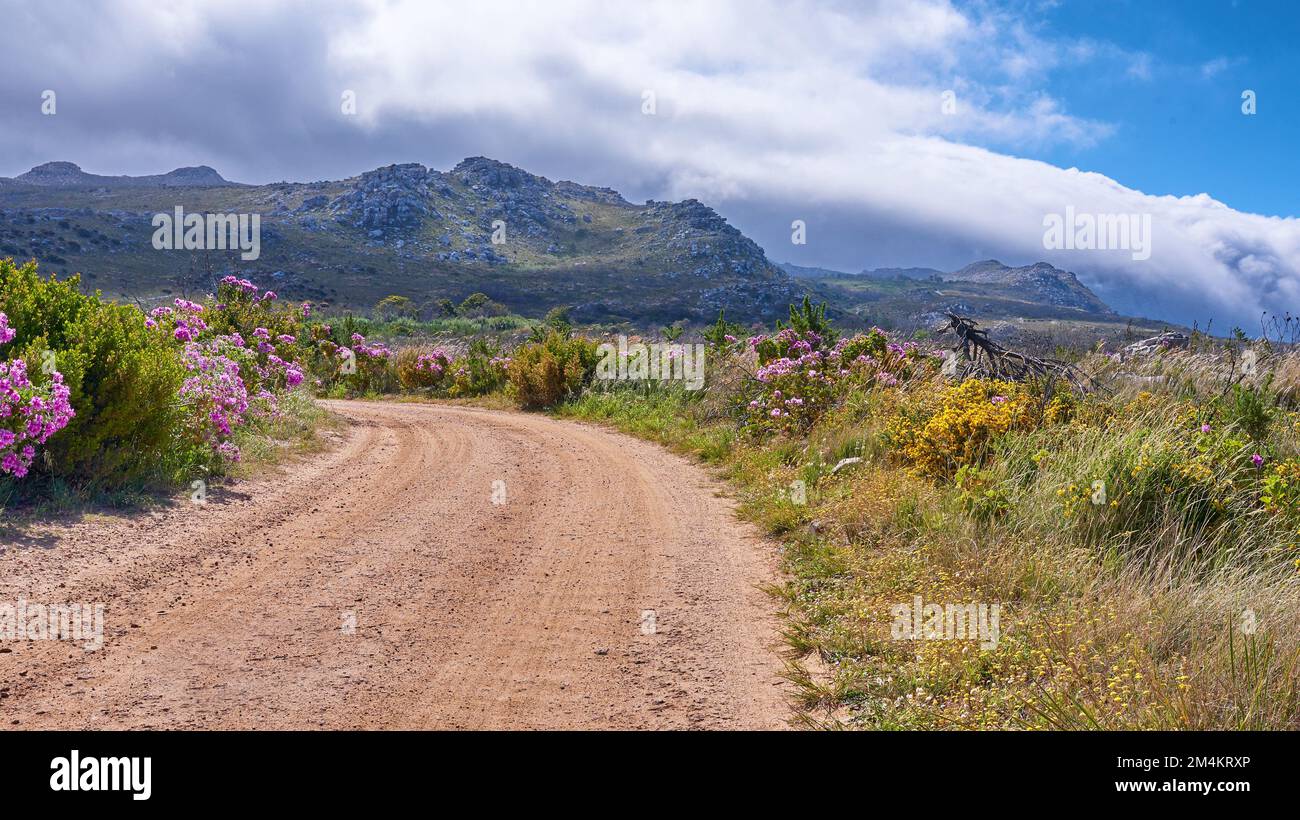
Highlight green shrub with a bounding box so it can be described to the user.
[0,258,191,490]
[508,330,598,409]
[777,295,837,345]
[1220,378,1275,442]
[447,339,510,398]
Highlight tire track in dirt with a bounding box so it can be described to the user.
[0,401,788,729]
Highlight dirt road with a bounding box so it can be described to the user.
[0,401,788,729]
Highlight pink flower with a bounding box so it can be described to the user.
[0,356,75,478]
[1252,453,1264,467]
[179,342,250,457]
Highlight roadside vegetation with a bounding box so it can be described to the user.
[0,259,571,511]
[0,259,325,509]
[555,303,1300,730]
[6,255,1299,730]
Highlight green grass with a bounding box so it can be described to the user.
[228,388,340,471]
[558,384,701,443]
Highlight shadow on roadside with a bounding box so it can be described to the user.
[0,482,253,555]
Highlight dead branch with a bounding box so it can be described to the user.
[941,313,1104,395]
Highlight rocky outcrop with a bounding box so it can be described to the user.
[328,163,433,236]
[453,157,577,234]
[639,199,781,282]
[1123,331,1190,358]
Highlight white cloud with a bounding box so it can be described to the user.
[1201,56,1231,79]
[0,0,1294,327]
[1126,52,1154,81]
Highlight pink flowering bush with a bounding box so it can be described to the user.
[0,259,326,495]
[743,327,934,435]
[391,339,510,398]
[0,319,75,478]
[329,332,396,394]
[396,347,452,390]
[202,277,309,365]
[141,277,312,459]
[178,340,250,462]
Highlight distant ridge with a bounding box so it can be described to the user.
[5,161,238,188]
[782,258,1113,315]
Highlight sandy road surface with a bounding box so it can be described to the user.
[0,401,788,729]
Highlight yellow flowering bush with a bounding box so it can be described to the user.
[1262,459,1300,519]
[889,379,1040,480]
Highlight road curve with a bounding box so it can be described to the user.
[0,400,789,729]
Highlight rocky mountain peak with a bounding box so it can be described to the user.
[329,164,434,235]
[26,160,82,173]
[159,165,229,186]
[947,259,1111,314]
[453,157,550,192]
[0,155,800,324]
[950,259,1009,278]
[16,161,90,184]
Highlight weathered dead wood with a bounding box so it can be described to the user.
[941,313,1105,395]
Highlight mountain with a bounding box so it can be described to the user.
[0,157,1147,341]
[785,257,1170,350]
[779,262,856,279]
[860,266,944,281]
[943,259,1112,315]
[0,158,798,325]
[795,258,1112,315]
[5,161,236,189]
[787,257,1115,317]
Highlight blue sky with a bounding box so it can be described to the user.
[972,0,1298,217]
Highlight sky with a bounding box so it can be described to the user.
[1,0,1297,329]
